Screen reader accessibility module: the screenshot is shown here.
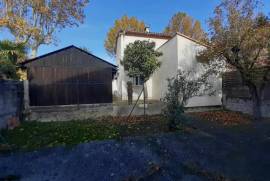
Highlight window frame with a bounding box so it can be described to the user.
[132,76,144,86]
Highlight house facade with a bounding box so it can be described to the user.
[113,30,222,107]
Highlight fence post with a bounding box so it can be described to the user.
[23,80,30,111]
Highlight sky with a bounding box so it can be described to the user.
[1,0,269,64]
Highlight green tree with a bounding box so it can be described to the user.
[164,12,207,41]
[198,0,270,120]
[104,15,146,57]
[0,0,89,57]
[122,40,162,118]
[122,40,162,80]
[0,40,27,79]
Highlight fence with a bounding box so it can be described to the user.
[0,80,23,129]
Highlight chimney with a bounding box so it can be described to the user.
[144,26,150,33]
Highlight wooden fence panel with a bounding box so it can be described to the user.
[222,71,270,100]
[29,67,113,106]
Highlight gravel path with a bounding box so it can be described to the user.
[1,121,270,181]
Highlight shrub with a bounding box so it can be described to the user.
[162,68,217,129]
[162,75,186,130]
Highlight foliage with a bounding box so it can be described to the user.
[0,0,89,57]
[163,66,218,129]
[0,40,27,79]
[164,12,207,42]
[0,60,18,79]
[122,40,162,81]
[104,15,146,56]
[0,40,27,63]
[162,78,185,130]
[197,0,270,120]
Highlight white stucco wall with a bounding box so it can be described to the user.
[152,34,222,106]
[176,35,222,107]
[152,36,178,100]
[115,34,168,100]
[115,32,222,107]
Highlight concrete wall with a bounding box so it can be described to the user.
[27,103,163,122]
[224,98,270,118]
[176,35,222,107]
[223,77,270,118]
[152,36,178,100]
[0,80,23,129]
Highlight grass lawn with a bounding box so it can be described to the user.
[0,111,253,153]
[0,116,169,152]
[0,120,120,152]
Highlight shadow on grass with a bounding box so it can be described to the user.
[0,116,171,153]
[0,174,21,181]
[182,161,236,181]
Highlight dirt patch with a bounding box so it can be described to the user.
[98,115,169,137]
[98,115,163,124]
[188,111,251,126]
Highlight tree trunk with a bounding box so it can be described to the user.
[31,47,38,58]
[248,85,262,121]
[127,81,133,105]
[144,81,148,107]
[143,82,146,121]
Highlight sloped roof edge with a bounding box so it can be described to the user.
[21,45,117,68]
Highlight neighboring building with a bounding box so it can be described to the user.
[113,29,222,107]
[21,45,116,106]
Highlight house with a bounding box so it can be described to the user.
[113,28,222,107]
[21,45,117,106]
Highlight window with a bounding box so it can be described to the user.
[133,76,144,85]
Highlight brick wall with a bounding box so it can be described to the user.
[0,80,23,129]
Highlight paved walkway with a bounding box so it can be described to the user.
[1,120,270,181]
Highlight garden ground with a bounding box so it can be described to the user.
[0,111,270,181]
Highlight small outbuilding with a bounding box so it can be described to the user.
[21,45,117,106]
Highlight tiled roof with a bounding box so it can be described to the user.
[123,31,208,47]
[124,31,172,39]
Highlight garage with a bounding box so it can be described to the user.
[21,45,116,106]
